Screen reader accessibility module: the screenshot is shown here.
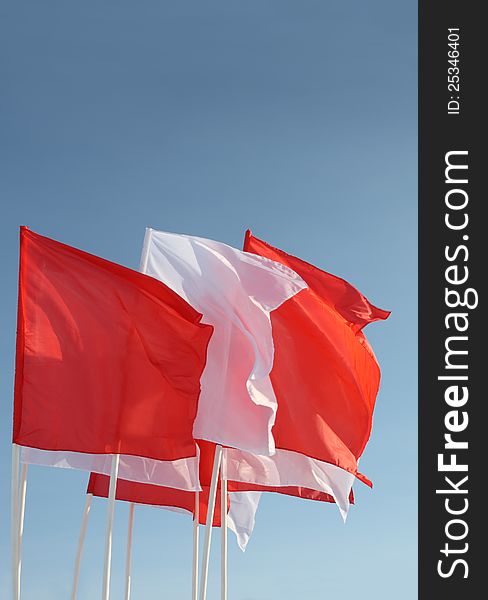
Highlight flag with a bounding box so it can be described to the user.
[14,227,213,487]
[223,231,390,518]
[142,229,307,456]
[244,230,389,470]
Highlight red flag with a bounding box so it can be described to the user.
[243,231,390,486]
[87,472,227,527]
[14,227,212,462]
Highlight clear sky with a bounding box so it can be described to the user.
[0,2,417,598]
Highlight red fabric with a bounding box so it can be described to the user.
[87,473,228,526]
[243,231,390,486]
[13,227,212,461]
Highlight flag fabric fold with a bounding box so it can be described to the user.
[14,227,213,484]
[142,229,307,456]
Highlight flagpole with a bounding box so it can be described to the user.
[18,463,28,549]
[16,462,28,597]
[220,450,228,600]
[192,492,199,600]
[102,454,120,600]
[11,444,20,600]
[198,444,222,600]
[124,503,135,600]
[71,493,93,600]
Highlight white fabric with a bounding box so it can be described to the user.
[227,491,261,551]
[20,447,201,491]
[224,447,355,521]
[143,229,307,456]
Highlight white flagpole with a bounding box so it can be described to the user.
[16,462,28,596]
[11,444,20,600]
[192,492,199,600]
[71,493,93,600]
[124,503,135,600]
[102,454,120,600]
[18,463,28,549]
[220,450,228,600]
[198,444,222,600]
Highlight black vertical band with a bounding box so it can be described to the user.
[419,3,482,597]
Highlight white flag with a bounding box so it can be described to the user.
[142,228,307,456]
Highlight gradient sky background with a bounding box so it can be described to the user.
[0,2,417,598]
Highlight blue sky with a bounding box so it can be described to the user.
[0,2,417,598]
